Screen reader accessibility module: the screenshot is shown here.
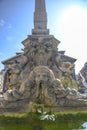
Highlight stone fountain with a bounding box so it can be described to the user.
[0,0,87,113]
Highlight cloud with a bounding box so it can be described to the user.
[0,52,6,58]
[8,24,12,29]
[6,36,13,41]
[0,19,12,30]
[0,19,5,27]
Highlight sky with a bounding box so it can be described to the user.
[0,0,87,74]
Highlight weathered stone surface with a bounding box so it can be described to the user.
[1,0,87,113]
[77,62,87,93]
[32,0,49,35]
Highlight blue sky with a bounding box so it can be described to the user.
[0,0,87,74]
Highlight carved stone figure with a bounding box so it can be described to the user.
[29,66,55,105]
[1,0,87,113]
[78,62,87,93]
[2,66,54,103]
[5,62,21,90]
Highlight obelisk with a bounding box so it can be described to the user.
[32,0,49,35]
